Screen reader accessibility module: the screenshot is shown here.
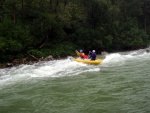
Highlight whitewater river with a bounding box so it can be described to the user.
[0,49,150,113]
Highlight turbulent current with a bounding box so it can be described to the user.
[0,48,150,113]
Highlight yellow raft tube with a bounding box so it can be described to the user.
[73,58,103,65]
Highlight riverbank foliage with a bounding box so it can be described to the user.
[0,0,150,63]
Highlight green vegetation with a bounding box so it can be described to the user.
[0,0,150,63]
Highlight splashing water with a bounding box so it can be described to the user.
[0,49,150,113]
[0,49,149,84]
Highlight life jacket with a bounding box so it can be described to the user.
[91,52,96,60]
[80,53,88,59]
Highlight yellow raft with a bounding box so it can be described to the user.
[73,50,103,65]
[73,58,103,65]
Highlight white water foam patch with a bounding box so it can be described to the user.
[0,65,32,88]
[101,48,150,67]
[126,49,150,61]
[128,49,146,56]
[29,59,89,78]
[101,53,126,67]
[0,58,95,88]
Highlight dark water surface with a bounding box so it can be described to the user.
[0,49,150,113]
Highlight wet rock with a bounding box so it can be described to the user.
[44,55,54,61]
[146,49,150,53]
[6,63,13,67]
[0,55,55,69]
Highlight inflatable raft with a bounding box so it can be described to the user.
[73,50,103,65]
[73,58,103,65]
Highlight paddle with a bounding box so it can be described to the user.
[75,50,80,57]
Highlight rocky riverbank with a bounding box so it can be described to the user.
[0,54,56,69]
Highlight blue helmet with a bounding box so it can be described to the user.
[80,50,83,52]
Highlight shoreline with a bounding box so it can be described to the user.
[0,47,149,69]
[0,54,65,69]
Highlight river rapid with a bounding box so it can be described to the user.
[0,49,150,113]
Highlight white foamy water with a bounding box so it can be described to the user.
[0,58,99,87]
[0,49,149,87]
[0,49,150,113]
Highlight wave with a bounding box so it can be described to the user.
[0,49,149,87]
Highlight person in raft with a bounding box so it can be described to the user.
[88,51,92,59]
[90,50,96,60]
[79,50,88,59]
